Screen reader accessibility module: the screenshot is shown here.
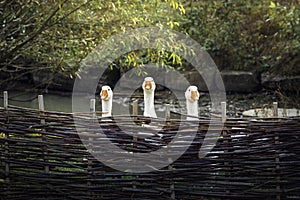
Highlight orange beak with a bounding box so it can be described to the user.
[101,90,108,100]
[191,91,199,100]
[144,81,152,90]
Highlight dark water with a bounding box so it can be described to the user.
[1,91,73,112]
[1,90,298,118]
[0,91,172,117]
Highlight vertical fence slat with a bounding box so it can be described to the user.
[221,101,230,197]
[273,102,278,117]
[165,104,171,121]
[168,156,175,200]
[1,94,298,199]
[132,100,138,121]
[38,95,45,111]
[4,91,10,189]
[273,102,281,199]
[38,95,46,124]
[275,137,281,200]
[4,91,8,110]
[221,101,226,123]
[167,103,174,198]
[132,100,138,191]
[38,95,49,174]
[165,104,174,199]
[132,100,138,141]
[90,98,96,117]
[88,99,96,199]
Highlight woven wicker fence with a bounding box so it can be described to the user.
[0,105,300,200]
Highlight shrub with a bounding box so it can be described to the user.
[181,0,299,76]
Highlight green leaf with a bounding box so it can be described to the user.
[269,1,276,8]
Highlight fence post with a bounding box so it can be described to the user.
[3,91,10,193]
[132,100,138,143]
[38,95,49,174]
[4,91,8,110]
[168,156,175,200]
[273,102,281,199]
[165,104,171,121]
[88,99,96,199]
[90,99,96,117]
[165,104,174,198]
[38,95,46,125]
[131,100,139,190]
[221,102,226,123]
[273,102,278,117]
[275,136,281,200]
[132,100,138,121]
[221,102,230,198]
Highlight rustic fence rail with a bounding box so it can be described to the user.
[0,104,300,199]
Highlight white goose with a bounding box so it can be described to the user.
[142,77,157,118]
[100,85,113,117]
[185,85,199,120]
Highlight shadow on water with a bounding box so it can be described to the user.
[0,91,182,118]
[1,90,299,117]
[0,91,73,112]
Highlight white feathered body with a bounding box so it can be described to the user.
[142,77,157,118]
[185,86,199,120]
[100,85,113,117]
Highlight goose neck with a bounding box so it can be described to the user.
[102,99,112,117]
[186,99,198,118]
[144,91,156,118]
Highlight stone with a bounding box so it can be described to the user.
[32,67,120,94]
[243,108,300,117]
[185,70,260,93]
[261,73,300,93]
[185,71,208,91]
[221,71,261,93]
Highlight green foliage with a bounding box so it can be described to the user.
[0,0,186,81]
[182,0,299,75]
[0,0,298,85]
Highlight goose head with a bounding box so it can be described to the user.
[100,85,113,101]
[142,77,156,94]
[185,86,199,102]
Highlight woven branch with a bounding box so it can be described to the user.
[0,105,299,199]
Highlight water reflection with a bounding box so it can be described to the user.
[1,91,72,112]
[0,91,178,118]
[1,90,298,118]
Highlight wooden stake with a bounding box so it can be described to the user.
[273,102,278,117]
[132,100,138,146]
[132,100,138,121]
[275,138,281,200]
[221,102,226,123]
[3,91,8,110]
[3,91,10,195]
[165,104,171,121]
[38,95,49,173]
[3,91,10,182]
[88,98,97,198]
[38,95,46,127]
[274,102,280,199]
[38,95,45,112]
[38,95,45,126]
[90,99,96,118]
[132,100,139,191]
[221,101,230,197]
[169,157,175,199]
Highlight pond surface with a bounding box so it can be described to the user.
[0,91,178,118]
[1,90,298,118]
